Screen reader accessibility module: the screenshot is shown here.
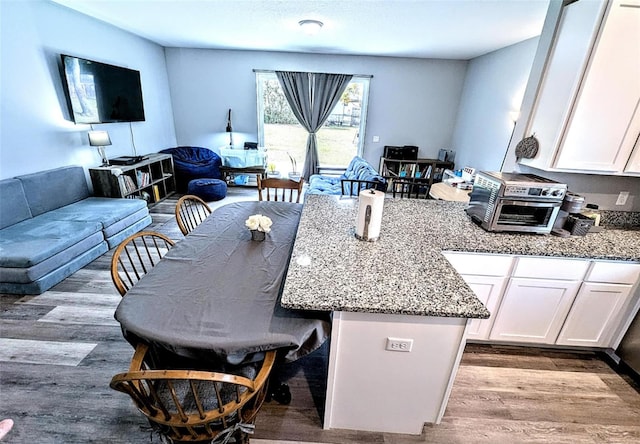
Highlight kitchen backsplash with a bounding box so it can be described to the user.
[600,211,640,229]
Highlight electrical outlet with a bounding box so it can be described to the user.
[386,337,413,352]
[616,191,629,206]
[372,135,380,143]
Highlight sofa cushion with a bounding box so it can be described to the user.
[0,231,104,283]
[0,216,102,268]
[46,197,148,233]
[0,179,32,229]
[306,175,342,195]
[101,208,150,238]
[0,241,108,295]
[104,214,152,249]
[17,166,90,216]
[307,157,386,195]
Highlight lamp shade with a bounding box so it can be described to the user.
[88,130,112,147]
[299,19,323,35]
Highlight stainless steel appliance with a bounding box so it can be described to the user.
[466,171,567,234]
[617,311,640,379]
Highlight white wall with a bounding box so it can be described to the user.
[165,48,468,168]
[451,38,539,172]
[0,0,176,180]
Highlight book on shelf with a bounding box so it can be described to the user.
[136,170,150,188]
[117,175,127,195]
[152,185,160,202]
[117,174,138,194]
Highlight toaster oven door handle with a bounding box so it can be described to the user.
[498,199,560,208]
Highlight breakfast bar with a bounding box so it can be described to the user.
[281,195,489,434]
[281,194,640,434]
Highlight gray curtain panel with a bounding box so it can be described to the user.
[276,71,353,180]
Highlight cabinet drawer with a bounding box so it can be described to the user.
[442,252,514,277]
[512,257,590,280]
[586,261,640,284]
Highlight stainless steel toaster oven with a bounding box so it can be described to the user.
[465,171,567,234]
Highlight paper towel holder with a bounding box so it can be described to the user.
[355,204,377,242]
[355,189,382,242]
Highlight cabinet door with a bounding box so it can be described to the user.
[624,132,640,174]
[553,0,640,172]
[489,278,581,344]
[522,0,606,171]
[460,275,508,340]
[556,282,634,347]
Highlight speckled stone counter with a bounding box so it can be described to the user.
[281,195,640,318]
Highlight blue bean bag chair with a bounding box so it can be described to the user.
[187,179,227,201]
[159,147,222,193]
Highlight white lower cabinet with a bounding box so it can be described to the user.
[556,282,635,347]
[488,278,581,344]
[444,253,639,349]
[458,275,508,340]
[442,252,513,341]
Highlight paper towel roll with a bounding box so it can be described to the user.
[355,189,385,241]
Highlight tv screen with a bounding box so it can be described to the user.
[61,54,145,124]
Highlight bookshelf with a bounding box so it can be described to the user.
[379,157,454,197]
[89,153,176,206]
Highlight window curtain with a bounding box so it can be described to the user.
[275,71,353,180]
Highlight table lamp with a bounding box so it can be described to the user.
[88,130,112,166]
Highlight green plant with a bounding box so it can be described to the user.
[287,152,298,173]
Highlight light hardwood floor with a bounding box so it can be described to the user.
[1,189,639,443]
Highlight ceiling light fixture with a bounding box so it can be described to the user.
[299,19,323,36]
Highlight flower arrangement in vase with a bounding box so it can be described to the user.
[267,162,280,178]
[245,214,273,241]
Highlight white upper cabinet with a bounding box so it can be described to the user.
[521,0,640,175]
[624,133,640,174]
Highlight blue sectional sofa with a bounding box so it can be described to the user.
[0,166,152,295]
[306,156,387,196]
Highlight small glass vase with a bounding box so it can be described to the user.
[251,230,266,241]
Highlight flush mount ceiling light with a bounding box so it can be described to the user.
[299,19,324,35]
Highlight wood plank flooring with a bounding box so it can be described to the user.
[1,189,639,443]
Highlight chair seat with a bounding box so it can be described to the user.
[187,179,227,201]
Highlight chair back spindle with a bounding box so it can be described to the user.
[110,344,276,443]
[256,176,304,203]
[111,231,175,296]
[175,195,212,235]
[391,179,429,199]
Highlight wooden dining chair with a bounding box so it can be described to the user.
[175,194,212,235]
[391,179,430,199]
[110,231,175,296]
[110,343,276,444]
[256,175,304,203]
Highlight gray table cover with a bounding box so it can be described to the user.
[114,201,330,365]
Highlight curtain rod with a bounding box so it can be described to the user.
[252,69,372,79]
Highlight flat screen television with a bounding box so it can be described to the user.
[61,54,145,124]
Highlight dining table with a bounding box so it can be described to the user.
[114,200,331,367]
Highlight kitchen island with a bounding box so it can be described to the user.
[280,195,640,434]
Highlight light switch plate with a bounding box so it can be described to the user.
[386,337,413,352]
[616,191,629,206]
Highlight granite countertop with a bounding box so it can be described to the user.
[280,195,640,319]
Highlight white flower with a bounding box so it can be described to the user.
[245,214,273,233]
